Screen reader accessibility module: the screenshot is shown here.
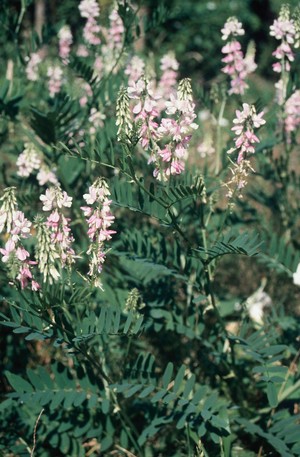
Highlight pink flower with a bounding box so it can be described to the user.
[58,25,73,63]
[36,165,59,187]
[107,9,124,50]
[0,239,16,262]
[221,17,245,41]
[125,56,145,85]
[40,188,72,211]
[285,90,300,142]
[11,211,32,240]
[83,17,101,45]
[25,52,41,81]
[47,66,63,98]
[17,266,32,289]
[17,143,41,177]
[81,179,116,287]
[229,103,265,164]
[31,280,40,291]
[79,0,100,18]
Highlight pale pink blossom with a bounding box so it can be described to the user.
[16,247,30,261]
[107,9,124,49]
[37,165,59,187]
[81,179,116,288]
[47,66,63,97]
[285,90,300,141]
[83,17,101,45]
[0,188,39,290]
[40,188,72,212]
[58,25,73,63]
[0,239,16,263]
[76,44,89,57]
[270,5,297,104]
[221,17,245,41]
[16,143,41,177]
[11,211,32,240]
[25,52,42,81]
[79,0,100,18]
[229,103,265,164]
[125,56,145,84]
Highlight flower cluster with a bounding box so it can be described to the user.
[79,0,101,46]
[221,17,245,41]
[39,187,75,280]
[270,5,298,104]
[16,143,41,177]
[37,165,59,187]
[151,79,198,180]
[0,187,39,290]
[225,103,265,197]
[157,52,179,102]
[58,25,73,63]
[88,107,106,134]
[16,143,58,187]
[221,17,256,95]
[81,179,116,289]
[25,52,41,81]
[128,78,160,150]
[119,76,198,180]
[47,66,63,97]
[107,8,124,50]
[125,56,145,85]
[230,103,265,163]
[284,90,300,141]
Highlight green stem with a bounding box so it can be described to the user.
[15,0,27,37]
[215,96,226,175]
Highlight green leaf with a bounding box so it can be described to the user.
[5,372,34,393]
[162,362,174,389]
[267,382,278,408]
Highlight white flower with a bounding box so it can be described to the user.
[40,188,72,211]
[293,263,300,286]
[221,17,245,41]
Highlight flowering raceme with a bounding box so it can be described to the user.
[270,4,298,104]
[16,143,41,177]
[16,142,59,187]
[221,17,256,95]
[0,187,39,290]
[107,8,124,50]
[47,66,63,97]
[79,0,101,46]
[81,179,116,289]
[226,103,265,197]
[37,187,76,282]
[122,76,198,180]
[125,56,145,85]
[284,90,300,141]
[58,25,73,63]
[25,52,41,81]
[231,103,265,163]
